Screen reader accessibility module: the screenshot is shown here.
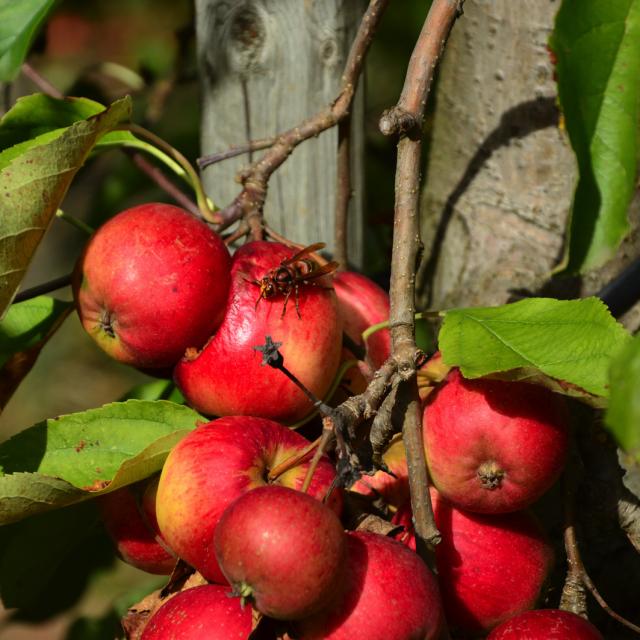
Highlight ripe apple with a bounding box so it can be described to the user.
[98,479,175,575]
[393,490,554,636]
[423,368,569,513]
[215,485,346,620]
[156,415,342,583]
[74,203,231,369]
[295,531,443,640]
[174,241,342,422]
[349,433,409,509]
[487,609,604,639]
[140,584,252,639]
[333,270,391,375]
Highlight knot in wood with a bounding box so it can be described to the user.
[378,107,418,137]
[227,4,267,74]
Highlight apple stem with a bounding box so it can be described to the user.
[55,209,94,236]
[301,421,336,494]
[254,336,333,416]
[13,274,73,304]
[361,310,444,344]
[268,438,320,482]
[119,123,222,225]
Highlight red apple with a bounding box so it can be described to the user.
[333,271,391,375]
[174,241,342,423]
[393,490,554,636]
[156,415,341,583]
[423,368,569,513]
[215,485,346,620]
[349,433,409,509]
[98,479,175,575]
[296,531,443,640]
[140,584,252,639]
[74,203,231,369]
[487,609,604,639]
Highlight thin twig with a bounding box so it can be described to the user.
[119,124,221,224]
[22,62,64,99]
[222,221,250,246]
[302,420,336,493]
[560,448,588,616]
[14,274,73,303]
[562,444,640,633]
[214,0,391,234]
[197,137,276,170]
[383,0,464,562]
[127,152,201,217]
[334,117,352,270]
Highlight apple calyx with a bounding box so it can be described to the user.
[478,460,505,490]
[99,309,116,338]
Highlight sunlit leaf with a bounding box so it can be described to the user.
[550,0,640,272]
[439,297,630,401]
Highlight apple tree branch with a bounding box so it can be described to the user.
[380,0,464,558]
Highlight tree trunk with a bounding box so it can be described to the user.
[417,0,640,332]
[195,0,365,266]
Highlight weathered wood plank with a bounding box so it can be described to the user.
[196,0,365,266]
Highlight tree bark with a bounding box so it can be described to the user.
[417,0,640,333]
[196,0,365,266]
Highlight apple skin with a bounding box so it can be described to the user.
[140,584,252,640]
[333,271,391,374]
[74,203,231,369]
[393,490,554,636]
[296,531,443,640]
[487,609,604,639]
[156,415,342,584]
[174,241,342,423]
[349,433,409,509]
[98,481,175,575]
[423,368,569,513]
[215,485,346,620]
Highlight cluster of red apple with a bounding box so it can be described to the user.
[77,203,604,638]
[74,202,388,423]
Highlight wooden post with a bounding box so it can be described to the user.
[196,0,365,267]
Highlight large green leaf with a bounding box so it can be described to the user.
[0,95,132,319]
[550,0,640,272]
[0,0,55,82]
[0,94,106,154]
[0,400,203,524]
[0,295,72,368]
[439,297,630,401]
[606,333,640,462]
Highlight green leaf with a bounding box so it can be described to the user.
[0,400,203,524]
[0,94,106,154]
[439,297,631,401]
[120,379,185,404]
[606,333,640,462]
[0,0,56,82]
[0,95,131,318]
[0,295,72,368]
[550,0,640,272]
